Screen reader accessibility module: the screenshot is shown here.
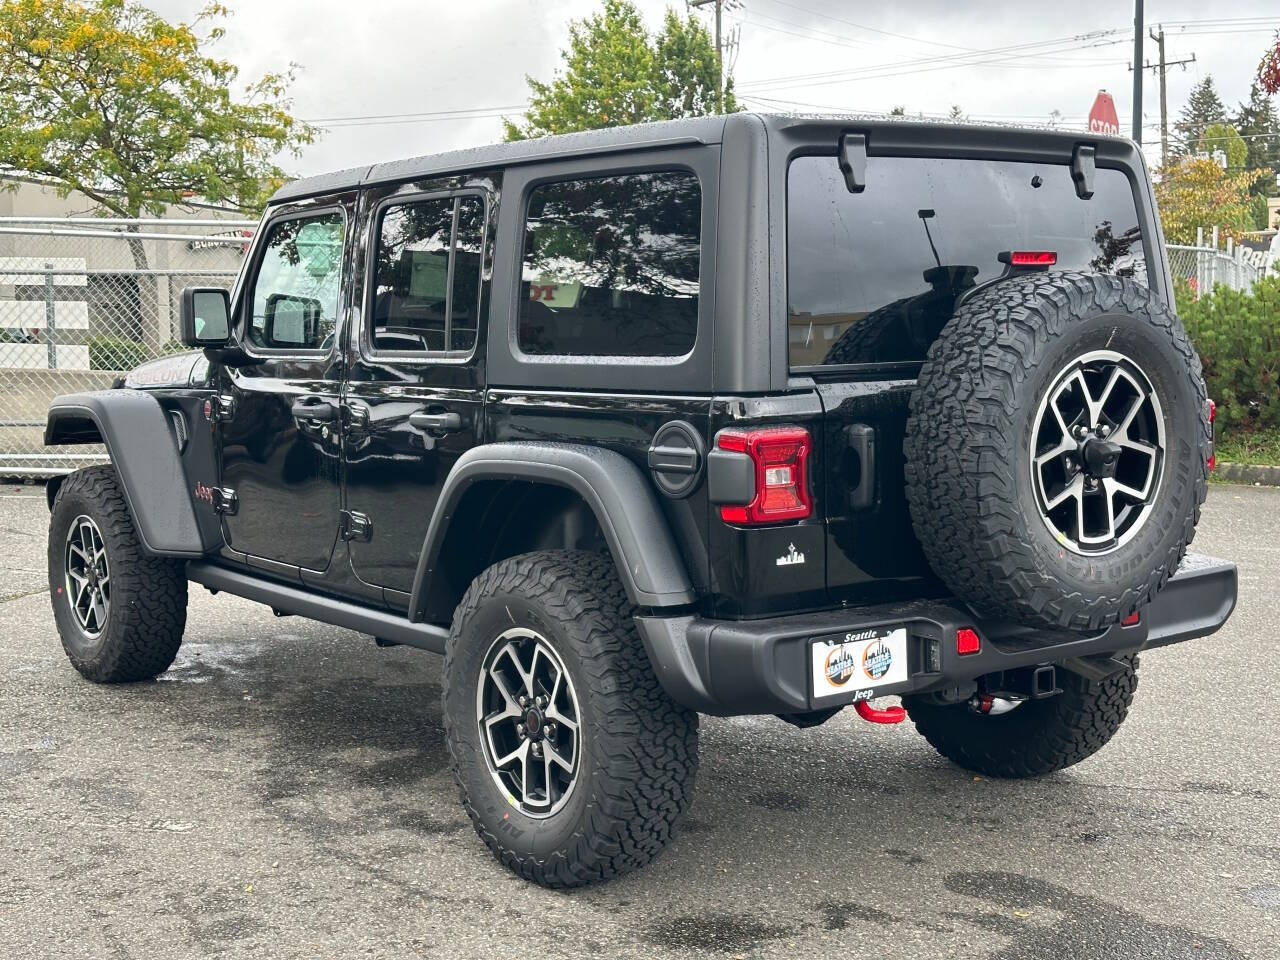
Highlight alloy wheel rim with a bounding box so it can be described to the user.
[1029,349,1165,555]
[475,627,582,819]
[65,514,111,638]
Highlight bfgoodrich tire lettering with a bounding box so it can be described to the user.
[48,465,187,682]
[443,550,698,888]
[904,272,1210,632]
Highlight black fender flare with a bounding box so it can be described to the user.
[44,391,205,557]
[408,442,696,619]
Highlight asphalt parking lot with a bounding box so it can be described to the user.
[0,481,1277,959]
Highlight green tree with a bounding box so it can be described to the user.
[1199,123,1248,171]
[504,0,735,141]
[0,0,315,218]
[653,8,733,120]
[1155,156,1263,244]
[1234,81,1280,197]
[1174,76,1228,155]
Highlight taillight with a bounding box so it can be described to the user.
[717,426,812,524]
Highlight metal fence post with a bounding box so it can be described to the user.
[44,262,56,370]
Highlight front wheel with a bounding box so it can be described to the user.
[904,656,1139,778]
[47,465,188,683]
[443,550,698,888]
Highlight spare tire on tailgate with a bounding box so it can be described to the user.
[903,271,1210,633]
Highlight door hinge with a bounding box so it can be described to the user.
[340,510,372,542]
[211,487,238,516]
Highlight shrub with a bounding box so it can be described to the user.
[87,335,152,372]
[1175,276,1280,430]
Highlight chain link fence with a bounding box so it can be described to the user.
[0,217,253,475]
[2,217,1275,477]
[1167,238,1275,297]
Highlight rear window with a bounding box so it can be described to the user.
[518,171,701,358]
[787,155,1148,368]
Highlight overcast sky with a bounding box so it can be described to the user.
[148,1,1279,176]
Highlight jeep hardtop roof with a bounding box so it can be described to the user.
[270,112,1137,205]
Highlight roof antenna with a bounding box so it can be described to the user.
[918,209,943,269]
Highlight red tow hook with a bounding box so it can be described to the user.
[854,700,906,724]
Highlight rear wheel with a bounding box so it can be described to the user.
[905,656,1139,778]
[47,466,187,683]
[443,550,698,887]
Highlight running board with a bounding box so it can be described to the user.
[185,561,450,653]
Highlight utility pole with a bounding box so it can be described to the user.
[1132,0,1144,143]
[1131,26,1196,167]
[690,0,723,114]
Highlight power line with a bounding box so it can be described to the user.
[307,104,526,124]
[737,28,1129,90]
[751,0,973,52]
[743,39,1132,94]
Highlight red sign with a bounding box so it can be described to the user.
[1088,90,1120,136]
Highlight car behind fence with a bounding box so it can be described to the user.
[1,217,1274,477]
[0,217,254,475]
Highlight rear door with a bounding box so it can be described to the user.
[341,186,491,604]
[217,201,352,573]
[785,150,1153,606]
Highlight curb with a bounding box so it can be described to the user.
[1214,462,1280,486]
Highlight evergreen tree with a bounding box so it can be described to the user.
[1233,81,1280,198]
[1173,76,1228,155]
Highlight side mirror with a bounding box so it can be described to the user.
[179,287,232,347]
[263,293,321,349]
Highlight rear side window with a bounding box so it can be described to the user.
[518,171,701,358]
[787,156,1148,368]
[370,195,485,355]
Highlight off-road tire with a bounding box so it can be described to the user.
[48,465,187,682]
[443,550,698,888]
[904,272,1210,632]
[905,655,1139,777]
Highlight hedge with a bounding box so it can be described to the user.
[86,335,151,372]
[1175,276,1280,431]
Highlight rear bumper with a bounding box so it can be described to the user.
[635,553,1237,716]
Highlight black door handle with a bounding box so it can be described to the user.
[409,410,462,433]
[291,399,338,422]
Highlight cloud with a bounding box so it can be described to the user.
[146,0,1280,175]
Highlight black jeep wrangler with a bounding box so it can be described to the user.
[44,114,1236,887]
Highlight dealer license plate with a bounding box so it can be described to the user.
[811,626,909,701]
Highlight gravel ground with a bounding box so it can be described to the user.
[0,480,1277,959]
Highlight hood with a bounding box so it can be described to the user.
[122,351,210,389]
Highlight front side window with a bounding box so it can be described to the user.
[247,211,344,351]
[369,195,486,355]
[518,171,701,358]
[787,156,1148,368]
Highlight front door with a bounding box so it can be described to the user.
[217,202,352,572]
[342,189,488,601]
